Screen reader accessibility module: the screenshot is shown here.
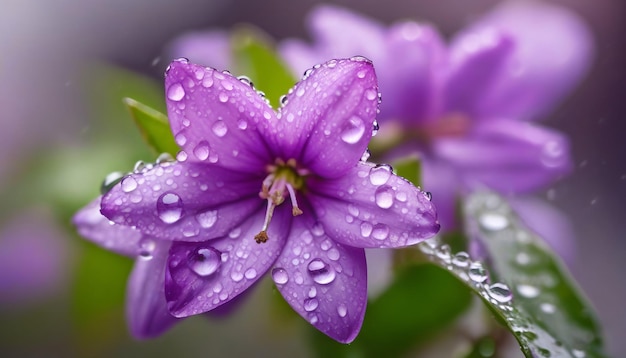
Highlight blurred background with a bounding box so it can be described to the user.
[1,0,624,356]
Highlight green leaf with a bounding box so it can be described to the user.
[418,192,606,357]
[231,25,297,108]
[124,98,179,156]
[310,264,473,358]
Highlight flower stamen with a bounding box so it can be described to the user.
[255,159,306,243]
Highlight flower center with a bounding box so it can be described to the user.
[254,158,308,244]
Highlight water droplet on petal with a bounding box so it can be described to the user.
[189,247,220,277]
[327,248,340,261]
[138,238,156,259]
[175,133,187,146]
[272,268,289,285]
[369,165,392,185]
[337,304,347,317]
[237,119,248,130]
[307,259,336,285]
[488,283,513,303]
[375,185,395,209]
[167,83,185,101]
[360,222,373,237]
[304,298,319,312]
[371,224,390,241]
[296,87,305,97]
[195,210,217,228]
[230,271,243,282]
[340,116,365,144]
[365,89,377,101]
[193,141,210,160]
[218,93,229,103]
[157,192,183,224]
[479,212,509,231]
[212,121,228,137]
[244,268,257,279]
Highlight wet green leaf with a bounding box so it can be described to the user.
[124,98,178,156]
[310,264,473,358]
[416,192,606,357]
[231,25,297,108]
[463,192,606,357]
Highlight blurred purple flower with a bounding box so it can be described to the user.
[76,58,439,343]
[279,2,593,229]
[0,209,70,305]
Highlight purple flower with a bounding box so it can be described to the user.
[279,2,593,229]
[81,58,439,343]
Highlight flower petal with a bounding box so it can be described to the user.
[126,241,179,339]
[444,27,514,118]
[73,197,142,257]
[280,4,386,73]
[165,59,275,173]
[467,1,593,120]
[165,206,291,317]
[101,161,261,242]
[379,22,447,125]
[433,119,572,192]
[273,58,379,178]
[271,213,366,343]
[307,162,439,248]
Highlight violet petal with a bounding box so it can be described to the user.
[308,162,439,248]
[165,206,291,317]
[101,162,261,241]
[126,241,178,339]
[272,213,367,343]
[165,59,276,173]
[73,196,142,257]
[433,119,572,192]
[273,58,379,178]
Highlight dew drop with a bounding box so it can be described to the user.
[360,149,371,162]
[304,298,319,312]
[468,262,488,283]
[157,192,183,224]
[101,171,125,194]
[479,212,509,231]
[488,283,513,303]
[189,247,220,277]
[337,304,347,317]
[195,210,217,228]
[212,121,228,137]
[327,248,340,261]
[371,224,390,241]
[175,133,187,146]
[230,271,243,282]
[517,284,540,298]
[340,116,365,144]
[360,222,373,237]
[167,83,185,101]
[365,89,377,101]
[296,87,305,97]
[436,244,452,262]
[375,185,395,209]
[138,238,156,259]
[307,259,336,285]
[540,302,556,314]
[218,93,229,103]
[193,141,210,160]
[272,268,289,285]
[369,165,392,185]
[244,268,257,280]
[450,252,469,268]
